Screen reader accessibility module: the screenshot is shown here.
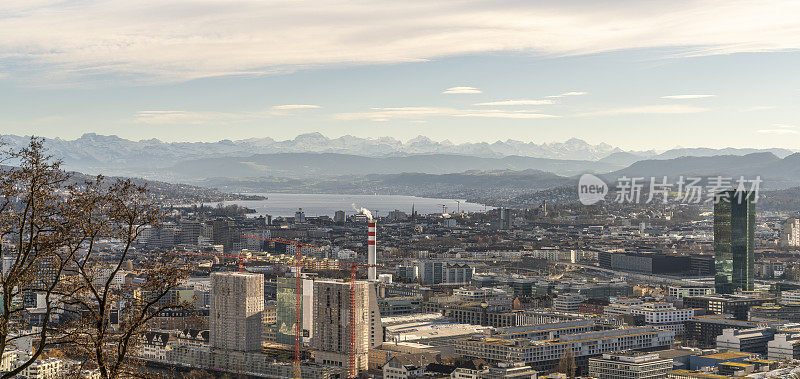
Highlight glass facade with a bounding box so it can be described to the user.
[276,277,299,345]
[714,190,755,294]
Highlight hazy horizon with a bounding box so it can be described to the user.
[4,131,800,154]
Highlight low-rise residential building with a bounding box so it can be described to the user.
[14,358,98,379]
[17,358,62,379]
[588,351,672,379]
[139,331,172,362]
[383,354,438,379]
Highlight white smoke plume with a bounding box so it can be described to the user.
[351,204,373,220]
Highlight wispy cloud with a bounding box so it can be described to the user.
[136,111,211,124]
[334,106,557,121]
[135,109,271,124]
[759,123,800,134]
[456,111,559,119]
[474,99,554,106]
[335,107,454,121]
[271,104,321,110]
[577,105,708,117]
[661,94,716,99]
[741,105,778,112]
[757,128,799,135]
[546,92,588,98]
[3,1,800,84]
[442,87,481,94]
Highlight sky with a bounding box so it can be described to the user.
[0,0,798,151]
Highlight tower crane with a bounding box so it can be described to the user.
[242,234,380,379]
[170,250,247,273]
[242,234,319,379]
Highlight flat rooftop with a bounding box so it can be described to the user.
[700,351,753,360]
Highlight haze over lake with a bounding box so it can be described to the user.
[213,193,490,218]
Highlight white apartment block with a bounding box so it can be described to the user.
[604,301,695,336]
[0,350,18,372]
[667,286,714,299]
[13,358,98,379]
[781,218,800,247]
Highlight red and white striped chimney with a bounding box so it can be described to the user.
[368,220,377,281]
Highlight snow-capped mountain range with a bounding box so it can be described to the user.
[2,133,794,181]
[2,132,623,168]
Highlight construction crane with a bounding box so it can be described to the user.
[242,234,319,379]
[346,262,379,379]
[171,250,247,273]
[243,234,379,379]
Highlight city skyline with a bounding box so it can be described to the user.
[1,1,799,150]
[3,2,800,378]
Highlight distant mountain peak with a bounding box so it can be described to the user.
[3,132,795,183]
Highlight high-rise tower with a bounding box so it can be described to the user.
[210,272,264,351]
[714,190,755,294]
[312,280,370,371]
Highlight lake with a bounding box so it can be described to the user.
[212,193,490,217]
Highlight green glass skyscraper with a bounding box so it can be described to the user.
[714,190,755,294]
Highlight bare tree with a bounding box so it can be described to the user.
[60,178,188,378]
[557,347,576,379]
[0,137,187,378]
[0,138,84,377]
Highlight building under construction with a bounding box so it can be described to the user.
[210,271,264,353]
[312,279,382,372]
